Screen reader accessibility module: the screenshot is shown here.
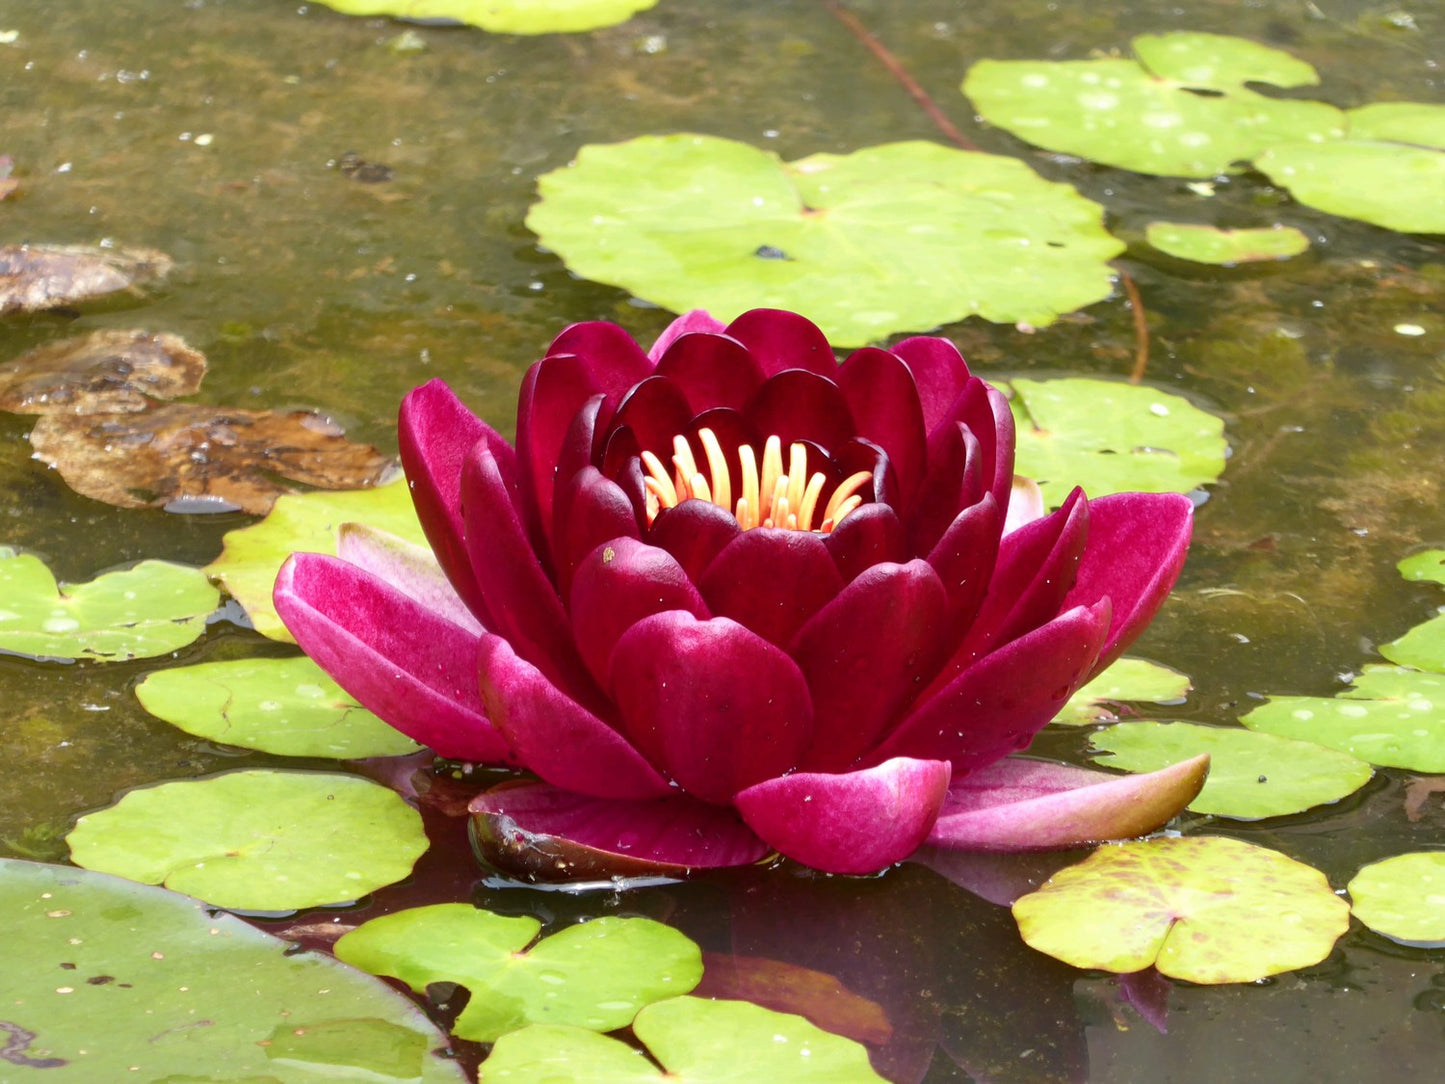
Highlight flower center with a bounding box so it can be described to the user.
[641,429,871,533]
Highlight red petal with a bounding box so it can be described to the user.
[515,354,600,567]
[337,523,482,635]
[550,466,641,601]
[924,495,1001,639]
[647,309,730,362]
[746,369,856,455]
[838,347,928,507]
[699,528,842,647]
[890,336,972,434]
[648,499,742,581]
[654,332,766,413]
[824,503,906,583]
[609,375,695,462]
[546,320,654,398]
[725,308,837,378]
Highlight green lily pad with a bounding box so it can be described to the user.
[1399,549,1445,587]
[1090,722,1373,819]
[1240,665,1445,771]
[67,769,427,911]
[134,655,421,758]
[1013,836,1349,983]
[526,135,1125,345]
[480,997,885,1082]
[963,33,1345,178]
[0,548,218,661]
[0,858,466,1082]
[1348,852,1445,946]
[315,0,658,34]
[1010,378,1228,508]
[335,905,702,1043]
[1145,222,1310,265]
[1054,656,1192,726]
[1381,612,1445,673]
[1254,139,1445,235]
[207,479,426,642]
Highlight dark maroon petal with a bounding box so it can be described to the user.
[569,537,709,691]
[516,354,601,566]
[959,487,1089,660]
[838,347,928,506]
[460,439,601,710]
[609,612,813,804]
[926,754,1208,851]
[274,553,512,763]
[648,499,742,581]
[734,758,951,874]
[924,495,1002,638]
[791,560,950,772]
[833,437,898,508]
[824,502,906,582]
[397,379,511,624]
[746,370,856,454]
[909,422,984,557]
[890,336,973,434]
[867,601,1111,773]
[725,308,837,378]
[699,528,843,648]
[647,309,730,362]
[1063,491,1194,677]
[546,320,654,397]
[555,393,609,483]
[470,780,768,878]
[478,634,671,800]
[551,466,642,600]
[655,333,766,413]
[609,375,695,462]
[976,381,1017,517]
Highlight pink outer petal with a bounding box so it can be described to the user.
[273,553,511,763]
[925,754,1209,851]
[1063,491,1194,678]
[734,758,952,875]
[647,309,730,362]
[336,523,483,635]
[550,466,641,601]
[469,779,769,878]
[725,308,837,378]
[477,634,672,800]
[515,354,600,565]
[824,502,905,583]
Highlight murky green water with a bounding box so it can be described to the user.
[4,0,1445,1079]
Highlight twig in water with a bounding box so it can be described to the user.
[1121,271,1150,384]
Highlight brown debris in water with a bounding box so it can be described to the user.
[0,329,206,415]
[0,243,173,314]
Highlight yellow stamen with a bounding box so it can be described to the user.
[737,444,760,530]
[698,428,731,513]
[822,470,871,526]
[797,473,826,532]
[688,471,712,505]
[785,443,807,515]
[760,436,784,514]
[640,451,677,507]
[671,435,699,500]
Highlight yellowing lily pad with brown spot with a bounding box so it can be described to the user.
[0,329,206,414]
[1013,835,1349,983]
[28,403,396,514]
[1145,223,1310,266]
[0,243,173,315]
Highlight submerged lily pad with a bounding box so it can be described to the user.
[1380,612,1445,672]
[336,905,701,1043]
[1010,378,1228,508]
[0,329,206,414]
[134,655,421,758]
[1053,656,1192,726]
[1090,722,1372,819]
[1144,223,1310,265]
[29,403,395,514]
[207,479,427,640]
[527,135,1125,345]
[963,32,1344,178]
[1348,852,1445,946]
[480,997,885,1082]
[1399,549,1445,587]
[316,0,659,33]
[1013,836,1348,983]
[1,858,466,1082]
[1241,665,1445,771]
[0,243,173,315]
[0,548,218,660]
[67,769,427,911]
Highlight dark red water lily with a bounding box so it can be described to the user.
[275,309,1205,876]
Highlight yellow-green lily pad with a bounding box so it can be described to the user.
[134,655,421,759]
[1,858,466,1082]
[1380,612,1445,673]
[1010,378,1228,508]
[1399,549,1445,587]
[1013,836,1349,983]
[207,479,426,642]
[1240,665,1445,771]
[336,905,701,1043]
[1348,852,1445,946]
[315,0,658,33]
[67,770,427,911]
[479,997,885,1082]
[1053,656,1192,726]
[0,548,218,661]
[1145,223,1310,265]
[526,135,1125,346]
[1090,721,1372,819]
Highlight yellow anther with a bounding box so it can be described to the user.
[785,443,807,514]
[797,473,826,532]
[760,436,784,514]
[698,428,731,513]
[737,444,760,530]
[822,470,871,526]
[641,450,677,507]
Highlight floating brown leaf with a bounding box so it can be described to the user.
[0,329,206,414]
[0,155,16,201]
[0,243,173,314]
[29,403,395,514]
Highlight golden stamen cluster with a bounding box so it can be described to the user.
[642,428,870,533]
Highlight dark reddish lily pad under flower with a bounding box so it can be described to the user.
[30,402,395,514]
[0,329,206,415]
[0,243,173,315]
[276,308,1203,876]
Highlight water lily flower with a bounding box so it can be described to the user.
[276,309,1205,877]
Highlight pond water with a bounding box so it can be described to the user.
[3,0,1445,1079]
